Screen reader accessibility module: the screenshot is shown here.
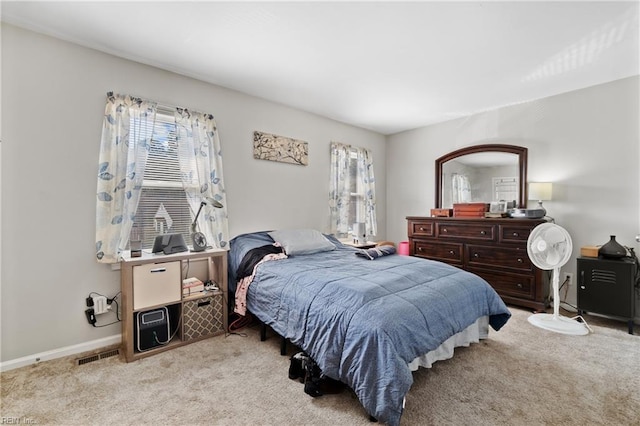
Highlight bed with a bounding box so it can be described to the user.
[228,230,511,425]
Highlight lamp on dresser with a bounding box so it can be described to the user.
[528,182,553,217]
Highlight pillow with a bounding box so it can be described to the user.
[268,229,336,256]
[355,245,396,260]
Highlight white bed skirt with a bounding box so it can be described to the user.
[408,316,489,371]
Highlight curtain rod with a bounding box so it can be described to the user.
[107,91,209,116]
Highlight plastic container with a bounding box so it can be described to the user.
[398,241,410,256]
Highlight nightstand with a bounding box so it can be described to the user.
[120,249,228,361]
[577,256,636,334]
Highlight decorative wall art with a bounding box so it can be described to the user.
[253,131,309,166]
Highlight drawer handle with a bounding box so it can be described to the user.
[442,228,448,233]
[150,268,167,273]
[517,258,523,263]
[197,300,211,307]
[418,247,423,251]
[419,227,425,231]
[449,250,455,255]
[512,232,519,237]
[473,253,479,258]
[480,231,486,235]
[517,283,523,288]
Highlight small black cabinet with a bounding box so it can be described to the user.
[577,256,637,334]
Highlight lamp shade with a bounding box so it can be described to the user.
[529,182,553,201]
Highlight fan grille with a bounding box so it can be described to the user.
[527,223,573,269]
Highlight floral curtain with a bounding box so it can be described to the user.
[329,142,352,236]
[95,93,157,263]
[356,147,378,237]
[175,109,229,249]
[328,142,377,237]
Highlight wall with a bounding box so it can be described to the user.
[2,22,638,366]
[0,24,386,364]
[387,76,640,317]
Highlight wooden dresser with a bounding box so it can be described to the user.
[407,216,550,311]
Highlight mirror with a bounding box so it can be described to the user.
[435,144,527,209]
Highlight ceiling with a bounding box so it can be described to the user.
[2,1,638,135]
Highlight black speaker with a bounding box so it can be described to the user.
[135,307,170,352]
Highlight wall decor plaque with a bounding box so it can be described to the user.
[253,131,308,166]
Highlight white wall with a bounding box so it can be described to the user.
[0,24,386,363]
[387,76,640,314]
[2,22,638,366]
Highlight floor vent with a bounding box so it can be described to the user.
[76,348,120,366]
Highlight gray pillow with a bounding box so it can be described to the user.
[268,229,336,256]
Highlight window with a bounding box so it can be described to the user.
[492,177,518,203]
[347,149,363,230]
[329,142,377,238]
[130,111,192,250]
[96,93,229,263]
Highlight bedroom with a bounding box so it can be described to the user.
[1,1,639,424]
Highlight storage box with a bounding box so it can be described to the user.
[453,203,489,218]
[430,208,453,217]
[132,261,181,310]
[580,246,600,258]
[182,296,224,341]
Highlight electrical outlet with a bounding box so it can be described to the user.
[562,272,574,286]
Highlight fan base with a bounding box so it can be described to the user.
[528,313,589,336]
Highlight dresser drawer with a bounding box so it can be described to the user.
[133,261,181,310]
[470,269,535,299]
[408,220,434,237]
[500,225,534,244]
[466,245,532,272]
[412,240,463,264]
[436,223,495,241]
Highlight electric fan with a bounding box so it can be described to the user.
[527,223,590,335]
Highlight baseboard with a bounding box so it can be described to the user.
[0,334,121,372]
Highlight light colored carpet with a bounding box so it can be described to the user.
[1,307,639,425]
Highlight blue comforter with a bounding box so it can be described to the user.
[229,232,511,425]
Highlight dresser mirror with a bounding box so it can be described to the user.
[435,144,528,209]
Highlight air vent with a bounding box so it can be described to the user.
[76,348,120,366]
[591,269,617,285]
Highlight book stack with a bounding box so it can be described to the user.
[182,277,204,297]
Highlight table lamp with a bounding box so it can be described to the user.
[528,182,553,216]
[191,197,224,251]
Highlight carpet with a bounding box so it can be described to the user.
[1,307,638,425]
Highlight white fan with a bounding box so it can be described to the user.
[527,223,590,335]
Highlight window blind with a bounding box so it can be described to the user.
[131,112,192,249]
